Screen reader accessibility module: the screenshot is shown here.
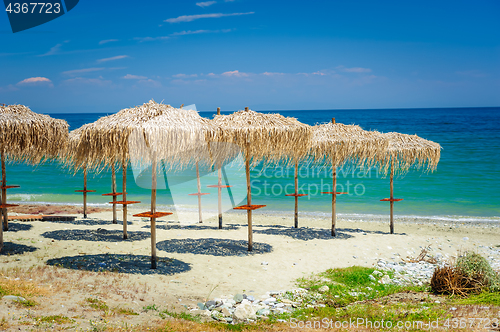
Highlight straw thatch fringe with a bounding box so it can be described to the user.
[378,132,442,175]
[210,109,313,166]
[311,122,388,167]
[64,100,232,172]
[0,104,69,163]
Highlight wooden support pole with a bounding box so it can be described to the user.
[294,160,299,228]
[332,163,337,237]
[332,118,336,124]
[122,162,128,240]
[83,168,88,218]
[390,160,394,234]
[1,151,7,231]
[218,166,223,229]
[217,106,223,229]
[196,162,203,223]
[112,166,117,224]
[151,157,157,269]
[246,143,252,251]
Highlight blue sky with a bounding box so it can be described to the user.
[1,0,499,113]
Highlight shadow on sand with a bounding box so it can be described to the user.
[41,218,133,226]
[5,222,33,232]
[0,242,38,255]
[46,253,191,275]
[252,225,355,240]
[156,238,272,256]
[41,229,150,242]
[142,223,240,231]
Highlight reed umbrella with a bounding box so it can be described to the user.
[378,132,441,234]
[0,104,69,252]
[311,118,387,237]
[127,102,221,268]
[211,107,312,251]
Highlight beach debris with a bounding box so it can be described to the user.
[2,295,26,302]
[318,285,329,293]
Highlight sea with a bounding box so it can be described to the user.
[6,107,500,223]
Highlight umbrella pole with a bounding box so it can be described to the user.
[83,168,88,219]
[246,144,252,251]
[1,151,7,231]
[294,160,299,228]
[390,161,394,234]
[112,166,117,224]
[122,162,128,240]
[196,162,202,223]
[151,157,157,269]
[218,166,222,229]
[332,162,337,237]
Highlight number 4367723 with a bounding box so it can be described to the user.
[5,3,61,14]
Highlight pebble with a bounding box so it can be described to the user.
[318,285,329,293]
[2,295,26,302]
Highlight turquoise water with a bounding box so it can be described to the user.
[6,107,500,221]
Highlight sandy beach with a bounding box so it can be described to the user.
[1,204,499,330]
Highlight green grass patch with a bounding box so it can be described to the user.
[457,291,500,306]
[114,307,139,316]
[85,297,109,311]
[160,309,201,322]
[297,266,425,307]
[37,315,73,324]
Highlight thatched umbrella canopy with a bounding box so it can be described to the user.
[311,119,387,237]
[127,102,221,269]
[377,132,441,234]
[0,104,69,251]
[211,107,312,251]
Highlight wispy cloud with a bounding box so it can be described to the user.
[39,42,68,57]
[337,66,372,73]
[62,68,105,76]
[99,39,119,45]
[221,70,248,77]
[137,29,231,42]
[97,55,129,63]
[172,73,198,78]
[262,72,285,76]
[196,1,216,7]
[165,12,254,23]
[62,77,112,87]
[17,77,53,86]
[170,30,212,36]
[456,70,487,78]
[122,74,148,80]
[134,36,170,42]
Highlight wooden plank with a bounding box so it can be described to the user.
[233,204,266,211]
[133,211,172,218]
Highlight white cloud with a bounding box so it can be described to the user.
[338,66,372,73]
[39,43,64,56]
[97,55,129,63]
[62,68,105,76]
[196,1,216,7]
[62,77,112,87]
[456,70,486,78]
[172,73,198,78]
[170,30,211,36]
[262,72,285,76]
[165,12,254,23]
[122,74,148,80]
[17,77,53,87]
[99,39,119,45]
[134,36,170,42]
[312,71,327,76]
[221,70,248,77]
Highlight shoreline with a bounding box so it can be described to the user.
[8,202,500,226]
